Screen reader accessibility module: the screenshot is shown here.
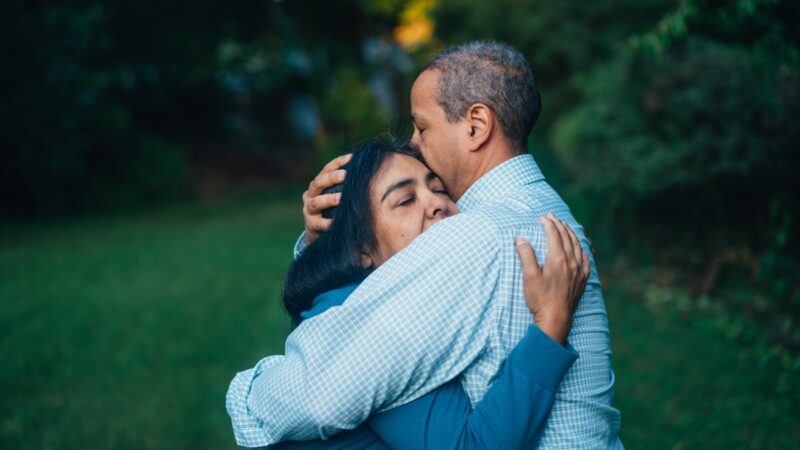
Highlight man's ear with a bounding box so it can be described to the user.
[465,102,493,152]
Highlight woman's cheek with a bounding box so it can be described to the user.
[389,223,412,251]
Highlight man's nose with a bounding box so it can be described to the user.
[410,130,420,147]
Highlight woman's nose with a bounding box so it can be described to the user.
[425,192,448,219]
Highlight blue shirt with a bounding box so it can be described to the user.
[269,282,577,449]
[227,154,622,448]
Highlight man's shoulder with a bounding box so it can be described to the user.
[418,211,503,245]
[372,212,503,275]
[468,194,549,236]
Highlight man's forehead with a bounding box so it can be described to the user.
[410,71,441,119]
[410,107,435,125]
[412,69,439,96]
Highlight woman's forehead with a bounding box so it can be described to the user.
[375,153,431,183]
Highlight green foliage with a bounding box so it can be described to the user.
[549,2,800,348]
[554,38,798,203]
[1,1,230,215]
[315,67,393,164]
[430,0,674,128]
[2,1,409,215]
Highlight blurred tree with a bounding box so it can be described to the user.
[430,0,674,131]
[550,0,800,348]
[1,0,412,215]
[552,0,799,228]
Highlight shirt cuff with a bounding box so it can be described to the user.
[293,232,308,260]
[507,324,579,392]
[225,357,282,447]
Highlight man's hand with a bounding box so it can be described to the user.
[301,153,352,244]
[515,213,591,345]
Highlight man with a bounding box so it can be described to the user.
[227,41,622,448]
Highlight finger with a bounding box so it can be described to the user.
[574,252,590,306]
[545,214,570,257]
[582,252,591,280]
[549,214,575,261]
[540,215,566,264]
[308,217,333,233]
[307,193,342,214]
[562,220,583,265]
[515,237,541,277]
[321,153,353,174]
[308,169,347,197]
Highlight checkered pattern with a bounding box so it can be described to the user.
[226,154,622,448]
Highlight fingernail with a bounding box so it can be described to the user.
[548,212,555,219]
[335,192,342,201]
[539,216,546,224]
[344,153,353,160]
[515,236,527,247]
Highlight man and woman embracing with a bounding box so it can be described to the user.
[226,40,622,449]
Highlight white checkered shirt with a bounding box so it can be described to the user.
[226,154,623,448]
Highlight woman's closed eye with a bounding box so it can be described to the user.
[398,195,416,207]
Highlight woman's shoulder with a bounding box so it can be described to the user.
[300,283,361,320]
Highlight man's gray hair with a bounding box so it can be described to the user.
[424,41,541,149]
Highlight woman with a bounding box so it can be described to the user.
[276,136,588,449]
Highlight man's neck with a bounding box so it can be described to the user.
[451,143,524,202]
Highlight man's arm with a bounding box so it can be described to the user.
[227,213,521,446]
[366,324,577,449]
[292,232,308,260]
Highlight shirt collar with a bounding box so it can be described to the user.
[456,154,545,212]
[301,282,361,321]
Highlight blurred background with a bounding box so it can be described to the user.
[1,0,798,448]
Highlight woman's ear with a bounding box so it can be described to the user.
[360,251,375,269]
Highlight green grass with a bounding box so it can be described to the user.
[1,194,797,449]
[1,195,300,449]
[607,282,800,449]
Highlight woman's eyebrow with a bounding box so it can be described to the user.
[381,178,415,202]
[425,171,438,183]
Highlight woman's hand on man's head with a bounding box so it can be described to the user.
[515,214,591,346]
[302,153,352,244]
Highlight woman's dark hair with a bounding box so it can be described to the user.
[283,135,419,323]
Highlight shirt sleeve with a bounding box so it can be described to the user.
[365,324,578,450]
[229,213,505,445]
[292,232,307,260]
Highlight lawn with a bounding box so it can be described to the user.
[1,192,797,449]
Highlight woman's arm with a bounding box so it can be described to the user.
[366,324,576,449]
[265,324,576,450]
[365,217,588,449]
[268,427,388,450]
